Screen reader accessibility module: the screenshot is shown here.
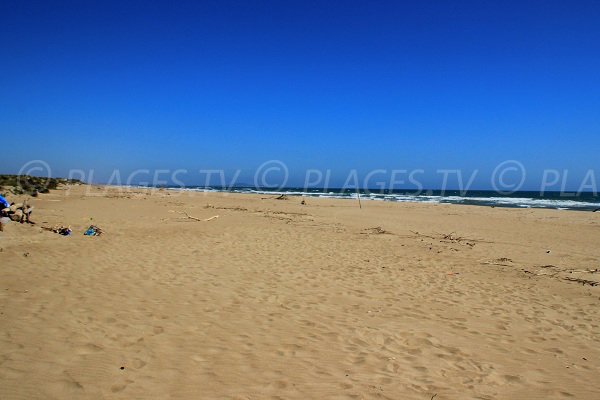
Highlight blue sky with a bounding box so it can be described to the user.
[1,0,599,189]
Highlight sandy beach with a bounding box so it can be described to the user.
[1,185,599,399]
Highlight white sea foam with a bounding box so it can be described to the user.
[152,186,599,211]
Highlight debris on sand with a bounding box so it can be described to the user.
[519,264,600,286]
[563,277,599,287]
[84,225,103,236]
[178,211,219,222]
[441,232,476,246]
[42,225,72,236]
[362,226,391,235]
[522,266,561,277]
[260,194,289,200]
[481,258,514,267]
[410,230,482,247]
[569,268,600,274]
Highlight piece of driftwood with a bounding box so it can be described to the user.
[179,211,219,222]
[261,194,288,200]
[563,277,599,286]
[482,258,514,267]
[568,268,600,274]
[362,226,391,235]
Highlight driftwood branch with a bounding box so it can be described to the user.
[178,211,219,222]
[260,194,288,200]
[564,277,599,286]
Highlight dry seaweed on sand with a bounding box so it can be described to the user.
[563,277,599,286]
[410,230,484,246]
[361,226,391,235]
[481,258,514,267]
[569,268,600,274]
[204,204,248,212]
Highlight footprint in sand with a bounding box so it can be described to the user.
[131,358,147,369]
[153,326,164,335]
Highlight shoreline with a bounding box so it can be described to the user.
[77,183,600,212]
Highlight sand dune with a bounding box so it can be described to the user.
[1,185,599,399]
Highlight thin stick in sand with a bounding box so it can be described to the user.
[179,211,219,222]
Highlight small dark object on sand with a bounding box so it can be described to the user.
[594,208,600,212]
[56,227,72,236]
[42,225,72,236]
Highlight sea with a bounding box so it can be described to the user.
[158,186,600,212]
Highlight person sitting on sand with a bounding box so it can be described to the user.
[2,202,34,224]
[19,203,34,224]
